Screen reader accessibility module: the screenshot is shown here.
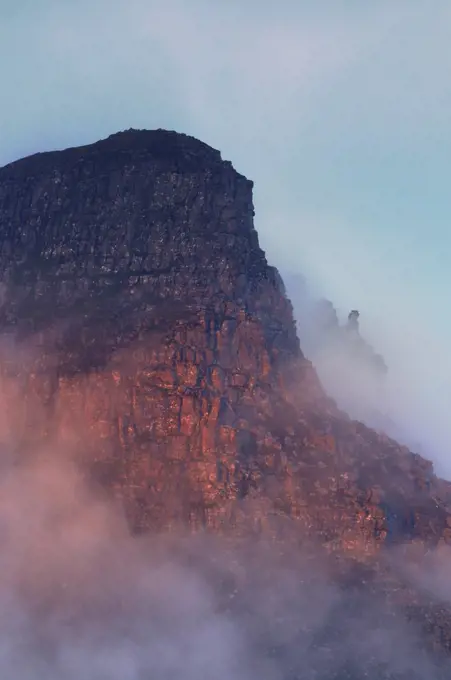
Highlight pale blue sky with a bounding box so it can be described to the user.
[1,1,451,471]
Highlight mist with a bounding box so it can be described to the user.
[284,271,451,478]
[0,449,447,680]
[0,335,444,679]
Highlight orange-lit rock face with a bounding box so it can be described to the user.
[0,128,450,557]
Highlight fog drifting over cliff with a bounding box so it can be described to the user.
[284,272,451,478]
[0,336,445,679]
[0,451,446,680]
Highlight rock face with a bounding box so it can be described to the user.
[1,129,451,661]
[0,128,328,531]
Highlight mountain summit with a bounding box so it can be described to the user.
[1,129,451,669]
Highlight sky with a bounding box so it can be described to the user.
[1,0,451,472]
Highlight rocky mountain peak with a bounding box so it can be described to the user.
[0,129,299,369]
[1,130,451,667]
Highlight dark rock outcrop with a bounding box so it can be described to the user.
[1,129,451,666]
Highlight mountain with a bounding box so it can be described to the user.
[1,129,451,675]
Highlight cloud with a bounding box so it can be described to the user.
[0,444,445,679]
[285,267,451,477]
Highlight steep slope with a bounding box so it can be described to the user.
[1,129,451,664]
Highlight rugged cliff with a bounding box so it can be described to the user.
[1,129,451,668]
